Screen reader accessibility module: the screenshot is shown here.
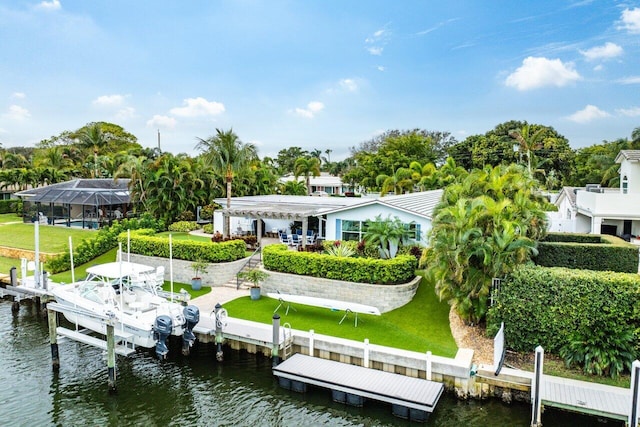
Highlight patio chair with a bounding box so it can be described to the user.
[306,230,316,245]
[279,232,289,244]
[289,234,300,248]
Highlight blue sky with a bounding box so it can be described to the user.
[1,1,639,160]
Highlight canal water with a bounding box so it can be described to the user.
[0,300,619,426]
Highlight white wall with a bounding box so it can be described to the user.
[325,203,432,243]
[619,159,640,194]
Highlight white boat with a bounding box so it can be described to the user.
[51,261,200,358]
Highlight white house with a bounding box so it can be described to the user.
[559,150,640,238]
[278,172,351,195]
[214,190,443,245]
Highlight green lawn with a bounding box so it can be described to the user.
[156,231,211,242]
[0,213,22,224]
[0,256,20,274]
[0,221,95,253]
[223,271,458,358]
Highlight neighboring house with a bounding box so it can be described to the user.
[279,172,351,195]
[562,150,640,238]
[215,190,443,245]
[548,186,583,233]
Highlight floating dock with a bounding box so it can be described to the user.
[273,353,444,422]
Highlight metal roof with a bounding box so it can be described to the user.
[15,179,131,206]
[215,194,367,220]
[216,190,444,220]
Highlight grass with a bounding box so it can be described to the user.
[0,221,95,253]
[223,271,458,358]
[156,231,211,243]
[0,213,22,224]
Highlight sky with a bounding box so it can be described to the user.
[1,1,639,161]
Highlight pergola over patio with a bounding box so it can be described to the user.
[16,178,131,229]
[214,195,364,246]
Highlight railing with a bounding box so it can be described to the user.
[236,247,262,290]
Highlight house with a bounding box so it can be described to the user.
[278,172,351,195]
[14,178,131,228]
[556,150,640,238]
[214,189,443,245]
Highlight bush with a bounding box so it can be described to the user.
[0,199,21,214]
[262,244,416,284]
[46,214,165,273]
[120,231,246,263]
[534,232,638,273]
[176,211,195,221]
[487,265,640,377]
[168,221,199,232]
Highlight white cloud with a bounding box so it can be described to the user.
[3,105,31,120]
[617,107,640,117]
[618,76,640,84]
[593,64,603,71]
[339,79,358,92]
[92,94,127,107]
[618,7,640,34]
[580,42,623,61]
[567,105,610,123]
[505,56,581,90]
[115,107,136,120]
[11,92,25,100]
[147,115,177,129]
[377,65,385,72]
[35,0,61,11]
[294,101,324,118]
[367,47,383,56]
[365,26,389,56]
[169,97,225,118]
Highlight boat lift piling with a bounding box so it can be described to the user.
[272,314,280,367]
[46,301,60,370]
[215,303,224,362]
[106,322,117,393]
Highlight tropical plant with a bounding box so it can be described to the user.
[427,164,545,324]
[238,268,269,288]
[293,156,321,195]
[363,215,414,259]
[191,259,209,279]
[509,123,545,176]
[196,128,257,236]
[324,240,356,257]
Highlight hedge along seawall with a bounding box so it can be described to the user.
[486,265,640,355]
[119,232,246,263]
[262,244,416,285]
[534,232,639,273]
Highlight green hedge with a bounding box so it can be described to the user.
[534,232,639,273]
[168,221,200,232]
[486,265,640,355]
[0,199,21,214]
[262,244,416,284]
[120,232,246,263]
[46,215,165,274]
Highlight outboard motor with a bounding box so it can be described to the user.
[153,315,173,360]
[182,305,200,355]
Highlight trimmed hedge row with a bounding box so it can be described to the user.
[486,265,640,355]
[262,244,416,285]
[534,232,639,273]
[0,199,20,214]
[46,215,165,273]
[120,231,246,263]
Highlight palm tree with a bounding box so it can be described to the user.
[78,123,109,178]
[293,157,321,195]
[509,124,544,176]
[376,167,414,196]
[196,128,257,237]
[281,179,307,195]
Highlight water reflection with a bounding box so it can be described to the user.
[0,300,623,426]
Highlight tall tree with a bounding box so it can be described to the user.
[196,128,257,237]
[293,157,321,195]
[509,124,545,176]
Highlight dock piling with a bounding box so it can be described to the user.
[272,314,280,367]
[629,360,640,427]
[106,323,117,393]
[46,305,59,370]
[214,303,223,362]
[531,346,544,427]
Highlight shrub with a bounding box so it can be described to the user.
[535,232,638,273]
[120,232,246,263]
[263,244,416,284]
[0,199,21,214]
[168,221,199,232]
[176,211,195,222]
[487,265,640,376]
[46,214,165,273]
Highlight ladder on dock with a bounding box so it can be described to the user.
[282,322,293,359]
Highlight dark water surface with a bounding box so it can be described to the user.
[0,300,619,426]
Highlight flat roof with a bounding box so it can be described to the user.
[15,179,130,206]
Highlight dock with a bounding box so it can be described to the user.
[272,353,444,422]
[541,374,630,422]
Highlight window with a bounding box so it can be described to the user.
[339,219,421,242]
[622,175,628,194]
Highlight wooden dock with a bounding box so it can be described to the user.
[273,353,444,422]
[541,374,630,421]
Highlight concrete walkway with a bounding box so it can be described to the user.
[191,285,250,314]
